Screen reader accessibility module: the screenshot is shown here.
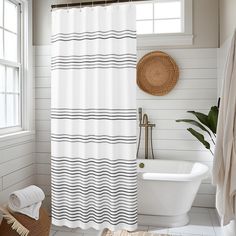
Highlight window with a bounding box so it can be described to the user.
[136,0,183,34]
[0,0,22,134]
[136,0,193,47]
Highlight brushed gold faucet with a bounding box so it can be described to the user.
[137,108,156,159]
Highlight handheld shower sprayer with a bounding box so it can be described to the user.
[138,107,142,125]
[136,107,156,159]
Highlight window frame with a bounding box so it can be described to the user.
[0,0,22,134]
[137,0,193,48]
[0,0,33,138]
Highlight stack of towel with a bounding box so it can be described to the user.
[8,185,45,220]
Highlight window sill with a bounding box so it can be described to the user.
[137,33,194,49]
[0,130,35,149]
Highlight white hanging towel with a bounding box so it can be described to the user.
[213,30,236,225]
[51,4,137,231]
[8,185,45,220]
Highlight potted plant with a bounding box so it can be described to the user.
[176,106,219,156]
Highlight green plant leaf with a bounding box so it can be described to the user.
[187,128,211,149]
[208,106,219,134]
[176,119,211,135]
[187,111,210,128]
[176,118,215,143]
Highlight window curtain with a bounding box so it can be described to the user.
[51,4,137,231]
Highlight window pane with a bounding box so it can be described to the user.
[4,0,18,33]
[6,94,14,126]
[6,66,14,92]
[136,3,153,20]
[154,1,181,19]
[6,67,18,93]
[14,68,19,92]
[4,31,17,61]
[0,29,3,59]
[0,94,5,128]
[0,65,5,92]
[137,20,153,34]
[154,19,181,34]
[14,94,19,125]
[0,0,3,27]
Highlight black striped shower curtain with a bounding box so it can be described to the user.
[51,4,137,231]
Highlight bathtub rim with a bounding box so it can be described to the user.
[137,159,209,182]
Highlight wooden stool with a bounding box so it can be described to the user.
[0,207,51,236]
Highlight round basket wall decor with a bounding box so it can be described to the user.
[137,51,179,96]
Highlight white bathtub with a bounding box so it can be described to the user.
[137,159,209,227]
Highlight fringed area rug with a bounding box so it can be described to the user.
[0,205,29,236]
[101,229,172,236]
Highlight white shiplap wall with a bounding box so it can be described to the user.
[137,48,217,208]
[0,58,35,207]
[0,45,35,206]
[34,45,217,209]
[0,136,35,204]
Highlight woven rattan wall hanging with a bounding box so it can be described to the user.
[137,51,179,96]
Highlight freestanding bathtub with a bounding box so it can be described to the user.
[137,159,209,227]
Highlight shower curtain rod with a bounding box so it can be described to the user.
[51,0,143,9]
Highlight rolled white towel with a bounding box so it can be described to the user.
[8,185,45,220]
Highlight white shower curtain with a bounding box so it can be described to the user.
[51,4,137,231]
